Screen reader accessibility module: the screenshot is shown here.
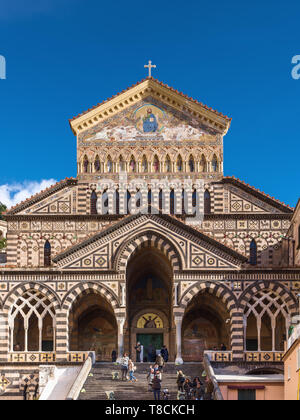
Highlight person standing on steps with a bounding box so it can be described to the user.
[120,353,129,381]
[152,374,162,401]
[111,350,117,363]
[135,342,142,363]
[128,359,138,383]
[161,345,169,363]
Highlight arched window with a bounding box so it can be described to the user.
[136,189,141,209]
[129,156,136,173]
[114,190,120,215]
[200,155,206,173]
[119,156,125,172]
[148,190,152,209]
[44,241,51,267]
[9,290,56,352]
[204,190,211,214]
[153,155,160,173]
[165,156,172,172]
[90,191,98,215]
[192,189,197,215]
[142,156,148,172]
[107,156,113,173]
[212,155,218,172]
[182,189,186,215]
[83,156,89,173]
[250,239,257,266]
[159,189,163,211]
[170,189,175,215]
[94,156,100,172]
[177,156,183,172]
[188,155,195,172]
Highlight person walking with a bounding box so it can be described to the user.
[184,378,192,400]
[147,367,155,391]
[152,375,162,401]
[128,359,138,383]
[156,353,164,372]
[177,370,186,392]
[120,353,129,381]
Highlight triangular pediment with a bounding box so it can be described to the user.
[53,213,247,271]
[5,178,77,216]
[223,178,293,214]
[70,78,231,138]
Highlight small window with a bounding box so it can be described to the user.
[250,239,257,265]
[238,389,256,401]
[170,190,175,214]
[44,241,51,267]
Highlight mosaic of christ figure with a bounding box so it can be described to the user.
[143,108,158,133]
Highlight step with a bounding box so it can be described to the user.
[78,363,204,401]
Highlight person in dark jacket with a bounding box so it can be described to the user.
[152,375,162,401]
[161,345,169,363]
[111,350,117,363]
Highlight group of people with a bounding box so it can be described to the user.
[119,353,138,382]
[176,371,213,400]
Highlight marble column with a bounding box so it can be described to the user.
[174,316,183,365]
[116,317,126,360]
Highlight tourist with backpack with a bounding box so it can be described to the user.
[152,375,162,401]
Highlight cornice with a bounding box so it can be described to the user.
[69,78,231,136]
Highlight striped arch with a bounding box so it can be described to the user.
[62,282,120,315]
[239,281,298,316]
[3,282,61,314]
[114,231,183,273]
[179,281,237,314]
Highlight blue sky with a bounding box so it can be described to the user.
[0,0,299,207]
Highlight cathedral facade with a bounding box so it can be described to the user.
[0,77,299,398]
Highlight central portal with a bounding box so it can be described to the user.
[137,334,164,362]
[126,245,174,362]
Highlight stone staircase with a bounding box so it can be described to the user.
[78,363,204,401]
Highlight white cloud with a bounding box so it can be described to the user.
[0,179,57,209]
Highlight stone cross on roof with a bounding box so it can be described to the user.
[144,60,156,78]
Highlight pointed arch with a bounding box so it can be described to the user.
[212,154,218,172]
[114,231,183,272]
[62,282,120,315]
[142,155,148,172]
[83,155,89,173]
[170,189,175,214]
[180,281,237,314]
[129,156,136,173]
[177,155,183,172]
[199,154,207,172]
[94,155,101,172]
[165,155,172,172]
[106,155,113,173]
[153,155,160,173]
[188,155,195,172]
[119,155,125,172]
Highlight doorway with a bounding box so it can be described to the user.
[137,333,163,362]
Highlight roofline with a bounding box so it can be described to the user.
[223,177,294,213]
[4,178,78,215]
[69,77,232,135]
[53,211,248,264]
